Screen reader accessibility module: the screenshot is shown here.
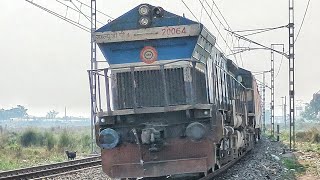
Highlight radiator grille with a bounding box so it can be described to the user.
[116,68,187,109]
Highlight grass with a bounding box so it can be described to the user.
[0,127,92,171]
[282,157,305,173]
[277,126,320,178]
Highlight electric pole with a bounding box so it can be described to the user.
[262,72,266,133]
[288,0,295,151]
[281,96,287,129]
[270,44,275,137]
[90,0,97,154]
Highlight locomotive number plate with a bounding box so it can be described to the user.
[96,24,201,43]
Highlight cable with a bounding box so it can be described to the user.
[182,0,244,66]
[205,0,243,66]
[70,1,92,24]
[242,25,287,37]
[275,55,283,78]
[74,0,114,19]
[197,0,237,62]
[295,0,311,44]
[203,0,228,30]
[233,25,287,33]
[210,0,231,30]
[181,0,200,22]
[25,0,90,32]
[56,0,105,26]
[181,0,226,60]
[237,39,244,67]
[200,0,205,23]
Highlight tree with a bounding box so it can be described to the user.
[46,110,59,119]
[0,105,28,120]
[301,103,317,120]
[301,93,320,121]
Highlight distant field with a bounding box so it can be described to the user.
[0,125,94,171]
[0,119,90,130]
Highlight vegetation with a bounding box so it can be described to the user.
[0,127,92,171]
[301,93,320,121]
[279,126,320,178]
[282,157,305,173]
[46,110,59,119]
[0,105,28,120]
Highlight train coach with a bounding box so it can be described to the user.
[89,4,262,179]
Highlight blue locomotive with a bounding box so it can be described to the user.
[91,4,261,179]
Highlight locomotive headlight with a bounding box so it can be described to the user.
[100,118,106,123]
[152,7,164,17]
[99,128,119,149]
[139,5,150,16]
[139,17,150,27]
[186,122,206,141]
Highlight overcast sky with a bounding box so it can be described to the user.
[0,0,318,117]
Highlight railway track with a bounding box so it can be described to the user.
[0,155,101,180]
[198,150,248,180]
[0,150,247,180]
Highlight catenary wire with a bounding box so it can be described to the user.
[197,0,239,64]
[181,0,200,22]
[295,0,311,44]
[207,0,243,66]
[74,0,114,19]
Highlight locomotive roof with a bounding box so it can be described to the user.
[97,4,199,32]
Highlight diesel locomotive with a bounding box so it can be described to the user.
[90,4,262,179]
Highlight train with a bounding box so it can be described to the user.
[90,3,262,180]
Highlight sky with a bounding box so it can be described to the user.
[0,0,318,117]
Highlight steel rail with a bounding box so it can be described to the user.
[33,165,102,180]
[198,149,249,180]
[0,156,101,180]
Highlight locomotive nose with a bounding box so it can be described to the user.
[99,128,119,149]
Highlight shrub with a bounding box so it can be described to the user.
[295,127,320,143]
[80,134,91,151]
[44,132,55,151]
[311,131,320,143]
[296,131,307,141]
[58,130,76,150]
[20,129,42,147]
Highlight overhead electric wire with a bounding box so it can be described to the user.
[226,29,288,58]
[197,0,239,64]
[74,0,114,19]
[25,0,90,32]
[181,0,225,55]
[256,79,271,90]
[275,56,283,78]
[274,46,285,78]
[70,1,92,24]
[205,0,244,66]
[202,0,239,65]
[203,0,228,30]
[252,70,270,76]
[181,0,245,66]
[242,25,287,37]
[295,0,311,44]
[209,0,231,30]
[55,0,105,26]
[181,0,200,22]
[233,25,287,33]
[237,39,244,67]
[200,0,205,23]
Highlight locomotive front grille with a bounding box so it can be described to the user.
[113,66,207,110]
